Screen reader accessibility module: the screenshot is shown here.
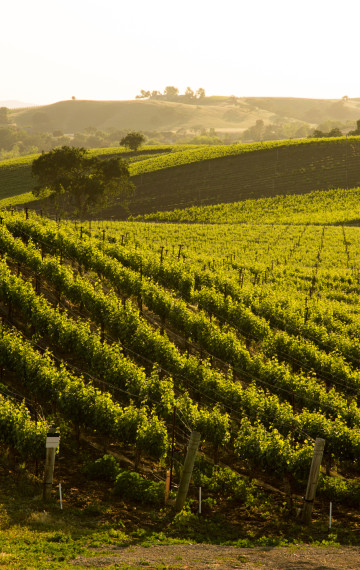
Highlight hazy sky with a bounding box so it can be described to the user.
[1,0,358,105]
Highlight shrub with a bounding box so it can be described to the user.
[83,454,120,482]
[113,469,165,505]
[318,475,360,507]
[195,465,256,505]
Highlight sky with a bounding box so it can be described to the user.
[1,0,359,105]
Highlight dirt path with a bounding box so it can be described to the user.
[70,543,360,569]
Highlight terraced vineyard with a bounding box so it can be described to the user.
[3,195,360,514]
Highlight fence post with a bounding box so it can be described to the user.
[43,427,60,501]
[169,406,176,489]
[301,437,325,524]
[175,431,201,512]
[165,469,171,504]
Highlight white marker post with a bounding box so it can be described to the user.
[199,486,202,514]
[43,428,60,501]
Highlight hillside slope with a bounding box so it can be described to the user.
[2,137,360,218]
[9,96,360,134]
[99,137,360,218]
[2,205,360,526]
[10,98,259,133]
[0,146,175,205]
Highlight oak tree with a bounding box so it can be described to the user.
[32,146,133,217]
[120,131,146,151]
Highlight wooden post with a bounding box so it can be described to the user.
[177,244,183,261]
[165,469,171,504]
[301,437,325,525]
[43,427,60,501]
[169,407,176,489]
[175,431,201,512]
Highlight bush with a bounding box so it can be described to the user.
[195,464,256,505]
[83,454,120,482]
[113,469,165,505]
[318,475,360,507]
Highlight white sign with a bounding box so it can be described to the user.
[46,434,60,449]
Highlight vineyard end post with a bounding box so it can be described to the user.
[175,431,201,512]
[301,437,325,525]
[165,469,171,504]
[43,427,60,501]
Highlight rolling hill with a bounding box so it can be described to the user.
[1,137,360,218]
[121,137,360,217]
[8,96,360,135]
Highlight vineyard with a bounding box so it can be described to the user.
[0,145,178,205]
[3,127,360,555]
[2,137,360,220]
[138,186,360,225]
[106,136,360,217]
[2,195,360,530]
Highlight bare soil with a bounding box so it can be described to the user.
[71,543,360,569]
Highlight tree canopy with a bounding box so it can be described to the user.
[348,119,360,136]
[120,131,146,151]
[311,127,343,138]
[0,107,9,125]
[32,146,133,218]
[135,86,206,101]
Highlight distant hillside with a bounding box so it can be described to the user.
[244,97,360,123]
[9,97,360,135]
[11,99,255,133]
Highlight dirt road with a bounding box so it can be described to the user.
[71,543,360,569]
